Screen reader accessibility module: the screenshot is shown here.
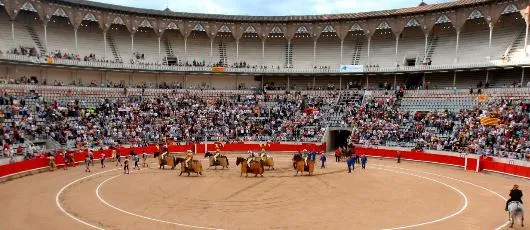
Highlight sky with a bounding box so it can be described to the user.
[91,0,454,16]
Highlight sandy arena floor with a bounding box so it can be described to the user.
[0,153,528,230]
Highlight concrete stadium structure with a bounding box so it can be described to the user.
[0,0,530,90]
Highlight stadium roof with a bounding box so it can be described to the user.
[56,0,493,22]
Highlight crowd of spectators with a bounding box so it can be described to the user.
[1,80,530,161]
[0,89,331,159]
[346,90,530,160]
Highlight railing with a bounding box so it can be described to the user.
[2,53,530,74]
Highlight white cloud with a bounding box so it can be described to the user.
[92,0,452,16]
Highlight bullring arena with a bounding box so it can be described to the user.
[0,146,528,230]
[2,0,530,229]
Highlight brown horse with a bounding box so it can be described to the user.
[204,152,229,169]
[157,154,176,170]
[174,157,203,176]
[261,156,275,170]
[235,157,264,177]
[292,154,315,176]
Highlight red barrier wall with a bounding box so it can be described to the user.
[481,157,530,178]
[0,142,325,178]
[355,147,466,167]
[4,144,526,179]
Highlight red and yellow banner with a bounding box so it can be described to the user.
[211,67,225,72]
[477,94,489,102]
[480,117,500,126]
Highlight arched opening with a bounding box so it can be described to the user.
[47,15,75,57]
[214,29,235,67]
[327,129,352,152]
[107,23,130,63]
[133,26,158,64]
[344,28,367,65]
[291,28,313,69]
[187,27,210,66]
[459,14,490,63]
[398,25,425,67]
[238,30,260,68]
[494,7,527,61]
[161,28,184,65]
[429,19,456,65]
[264,30,286,68]
[0,6,13,50]
[13,10,44,56]
[316,29,340,68]
[78,20,104,61]
[370,25,396,67]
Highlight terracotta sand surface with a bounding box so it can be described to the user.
[0,154,528,230]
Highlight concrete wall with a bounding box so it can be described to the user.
[4,65,263,89]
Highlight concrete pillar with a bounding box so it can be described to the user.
[455,30,460,63]
[11,21,15,44]
[521,67,525,87]
[424,34,428,59]
[103,32,107,59]
[340,39,344,64]
[524,22,529,56]
[453,71,457,88]
[261,39,266,66]
[210,38,213,57]
[184,37,188,55]
[313,40,317,67]
[158,36,161,61]
[287,40,291,67]
[43,23,48,50]
[395,36,400,66]
[367,36,372,65]
[131,34,134,54]
[488,23,493,59]
[236,39,239,61]
[74,28,78,51]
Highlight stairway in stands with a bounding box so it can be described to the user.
[163,38,175,65]
[324,90,364,127]
[284,43,292,68]
[106,34,122,62]
[24,25,46,56]
[423,36,439,63]
[505,28,526,59]
[218,42,227,66]
[164,38,175,57]
[351,41,363,65]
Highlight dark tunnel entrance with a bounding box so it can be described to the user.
[327,129,352,152]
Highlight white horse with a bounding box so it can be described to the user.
[508,201,524,228]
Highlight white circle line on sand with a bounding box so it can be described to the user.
[96,174,224,230]
[372,164,511,230]
[95,162,464,230]
[56,169,118,230]
[369,166,469,230]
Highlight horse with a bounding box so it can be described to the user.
[340,149,353,162]
[235,157,264,177]
[174,157,203,176]
[261,156,275,170]
[508,201,525,228]
[204,151,229,169]
[157,153,176,170]
[292,154,315,176]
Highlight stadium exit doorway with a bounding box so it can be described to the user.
[326,129,352,152]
